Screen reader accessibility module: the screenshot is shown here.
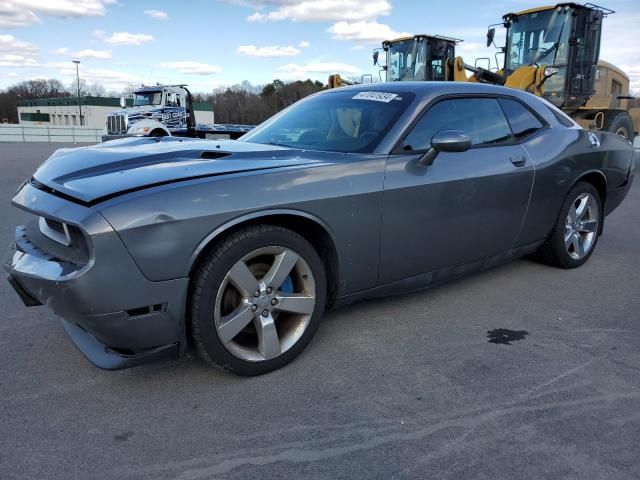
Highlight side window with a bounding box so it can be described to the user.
[498,98,544,140]
[401,98,512,151]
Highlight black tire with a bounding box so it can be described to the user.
[149,129,166,137]
[536,181,602,269]
[604,112,634,141]
[189,225,326,376]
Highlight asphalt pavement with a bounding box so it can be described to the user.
[1,142,639,480]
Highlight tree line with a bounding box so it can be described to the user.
[0,77,326,125]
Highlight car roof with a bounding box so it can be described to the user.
[322,81,525,97]
[317,81,546,111]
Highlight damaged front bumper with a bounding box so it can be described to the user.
[4,182,188,370]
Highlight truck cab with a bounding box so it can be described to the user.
[378,35,460,82]
[104,84,197,139]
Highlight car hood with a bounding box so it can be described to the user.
[32,137,325,204]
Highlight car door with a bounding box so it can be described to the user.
[380,96,536,284]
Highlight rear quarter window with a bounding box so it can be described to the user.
[545,104,575,127]
[498,98,544,140]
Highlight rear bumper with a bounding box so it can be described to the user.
[4,183,188,370]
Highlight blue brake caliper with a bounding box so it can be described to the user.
[280,275,294,293]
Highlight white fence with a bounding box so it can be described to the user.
[0,124,103,143]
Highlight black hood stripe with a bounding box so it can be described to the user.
[31,162,315,207]
[52,150,232,184]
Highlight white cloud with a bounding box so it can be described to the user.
[0,54,39,67]
[76,49,112,59]
[0,35,39,67]
[0,4,40,27]
[277,61,360,80]
[458,41,486,52]
[0,0,115,27]
[620,64,640,95]
[0,35,39,55]
[55,64,144,90]
[158,61,222,75]
[51,47,70,55]
[328,21,409,44]
[299,40,310,48]
[238,44,301,57]
[105,32,154,46]
[50,47,111,59]
[7,72,19,77]
[92,29,106,38]
[144,9,168,20]
[247,0,390,22]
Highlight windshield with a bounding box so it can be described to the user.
[241,90,415,153]
[386,39,427,81]
[133,91,163,106]
[505,8,572,71]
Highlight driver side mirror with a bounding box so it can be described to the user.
[373,50,379,66]
[419,130,472,166]
[120,95,126,109]
[486,27,496,48]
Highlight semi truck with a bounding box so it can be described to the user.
[102,84,253,142]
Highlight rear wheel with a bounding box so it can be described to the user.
[536,182,602,269]
[189,225,326,375]
[604,112,634,141]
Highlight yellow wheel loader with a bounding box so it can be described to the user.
[453,3,638,140]
[328,34,461,88]
[337,4,637,140]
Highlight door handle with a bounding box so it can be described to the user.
[510,156,526,167]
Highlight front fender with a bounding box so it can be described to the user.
[187,208,338,272]
[127,119,171,137]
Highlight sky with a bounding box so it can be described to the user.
[0,0,638,94]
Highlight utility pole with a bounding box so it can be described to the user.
[72,60,82,126]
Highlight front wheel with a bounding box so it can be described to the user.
[189,225,326,375]
[536,182,602,268]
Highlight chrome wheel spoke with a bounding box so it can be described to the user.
[575,195,588,219]
[564,230,573,248]
[263,250,298,290]
[218,304,255,344]
[570,235,581,255]
[228,261,259,297]
[579,219,598,233]
[255,313,281,359]
[274,293,315,315]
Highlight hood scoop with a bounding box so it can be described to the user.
[200,151,231,160]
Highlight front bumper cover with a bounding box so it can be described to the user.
[4,182,189,369]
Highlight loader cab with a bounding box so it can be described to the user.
[379,35,459,82]
[501,3,610,108]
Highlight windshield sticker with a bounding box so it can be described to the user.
[352,92,398,103]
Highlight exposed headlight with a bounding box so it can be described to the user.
[37,216,91,263]
[39,216,71,246]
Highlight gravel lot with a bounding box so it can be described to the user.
[1,142,639,480]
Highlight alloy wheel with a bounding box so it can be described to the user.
[213,246,316,362]
[564,192,599,260]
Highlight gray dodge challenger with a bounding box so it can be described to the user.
[5,82,635,375]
